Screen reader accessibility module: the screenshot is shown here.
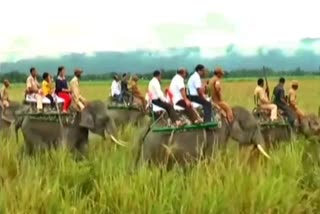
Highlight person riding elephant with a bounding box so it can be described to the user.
[128,75,147,111]
[111,75,121,102]
[120,73,130,103]
[288,80,304,122]
[169,68,201,124]
[254,78,278,121]
[41,72,55,109]
[26,67,43,112]
[148,70,183,127]
[70,68,92,128]
[272,77,296,127]
[187,64,212,123]
[55,66,72,113]
[70,68,87,112]
[0,79,11,122]
[209,67,233,123]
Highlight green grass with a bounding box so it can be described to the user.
[1,78,320,213]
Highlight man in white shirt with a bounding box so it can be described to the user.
[25,67,43,111]
[148,70,182,126]
[187,64,212,123]
[169,68,200,124]
[111,75,121,102]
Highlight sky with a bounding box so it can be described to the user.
[1,0,320,62]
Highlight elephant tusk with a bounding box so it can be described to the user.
[256,144,271,159]
[110,135,127,147]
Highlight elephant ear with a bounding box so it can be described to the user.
[79,109,95,129]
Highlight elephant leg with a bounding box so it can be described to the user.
[22,129,49,154]
[73,127,89,158]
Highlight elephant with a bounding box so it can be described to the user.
[106,96,150,128]
[259,125,294,146]
[107,107,149,127]
[258,113,320,145]
[18,100,126,155]
[135,106,270,168]
[298,114,320,141]
[251,107,295,145]
[0,101,29,140]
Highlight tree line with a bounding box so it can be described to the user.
[0,67,319,83]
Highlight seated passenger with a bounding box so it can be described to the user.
[254,78,277,121]
[70,68,87,112]
[187,64,212,123]
[120,73,130,102]
[148,70,183,126]
[209,67,233,123]
[55,66,72,113]
[111,75,121,102]
[0,79,11,121]
[26,67,43,112]
[0,79,10,109]
[42,72,55,108]
[128,75,147,110]
[272,77,296,127]
[169,68,201,124]
[288,80,304,121]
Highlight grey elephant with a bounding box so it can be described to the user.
[135,106,270,168]
[298,114,320,141]
[0,101,29,140]
[107,107,149,127]
[18,100,126,155]
[259,113,320,145]
[259,124,294,146]
[251,107,295,145]
[106,96,149,127]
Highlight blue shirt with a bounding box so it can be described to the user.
[55,77,68,94]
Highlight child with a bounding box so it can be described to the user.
[42,72,55,108]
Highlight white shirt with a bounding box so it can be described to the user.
[169,74,185,104]
[187,72,201,96]
[111,80,121,96]
[148,77,166,101]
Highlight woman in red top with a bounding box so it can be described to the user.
[55,66,72,113]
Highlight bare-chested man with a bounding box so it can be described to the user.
[0,79,10,108]
[209,67,233,122]
[254,78,278,121]
[0,79,11,121]
[288,80,304,120]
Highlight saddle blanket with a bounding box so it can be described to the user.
[25,94,65,104]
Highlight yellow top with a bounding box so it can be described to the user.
[41,80,53,96]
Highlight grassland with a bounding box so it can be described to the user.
[1,77,320,213]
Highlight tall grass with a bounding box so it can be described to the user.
[0,128,320,213]
[1,78,320,213]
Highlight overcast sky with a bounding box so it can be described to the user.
[1,0,320,62]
